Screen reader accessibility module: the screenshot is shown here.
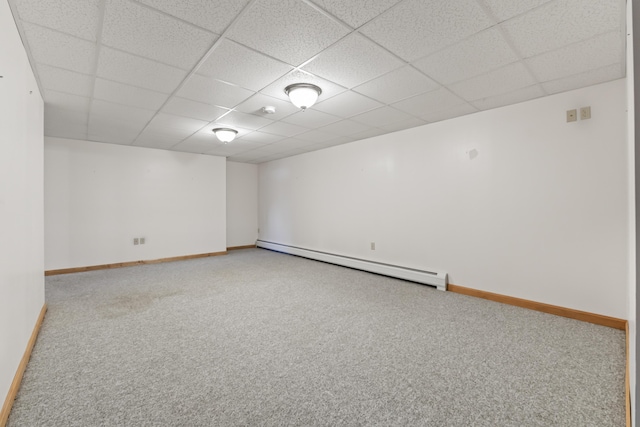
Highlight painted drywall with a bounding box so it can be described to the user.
[0,0,45,410]
[226,161,258,248]
[44,138,226,270]
[259,79,629,319]
[631,0,639,421]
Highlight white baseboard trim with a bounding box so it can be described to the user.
[256,240,447,291]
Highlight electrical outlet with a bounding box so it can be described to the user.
[580,106,591,120]
[133,238,139,245]
[566,109,577,122]
[370,242,375,250]
[140,237,145,245]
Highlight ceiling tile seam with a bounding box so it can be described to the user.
[540,61,626,88]
[344,29,459,97]
[90,76,173,97]
[299,0,354,32]
[487,0,556,25]
[42,88,92,101]
[471,0,543,92]
[491,26,548,96]
[96,43,196,73]
[86,0,108,139]
[129,0,262,148]
[129,0,221,36]
[194,38,294,72]
[521,28,626,66]
[15,19,101,45]
[162,105,231,123]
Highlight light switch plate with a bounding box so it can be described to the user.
[566,109,577,122]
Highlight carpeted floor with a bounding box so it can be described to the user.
[8,248,625,426]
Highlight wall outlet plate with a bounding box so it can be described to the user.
[140,237,145,244]
[580,106,591,120]
[566,109,577,122]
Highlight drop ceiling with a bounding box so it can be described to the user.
[8,0,626,164]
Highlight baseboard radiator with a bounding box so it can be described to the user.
[256,240,447,291]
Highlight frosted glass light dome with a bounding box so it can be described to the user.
[212,128,237,143]
[284,83,322,111]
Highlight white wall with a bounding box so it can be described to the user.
[628,0,637,420]
[260,79,629,319]
[226,161,258,248]
[0,0,45,408]
[44,138,226,270]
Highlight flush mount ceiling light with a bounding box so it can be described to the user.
[284,83,322,111]
[212,128,237,143]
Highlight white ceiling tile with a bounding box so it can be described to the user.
[234,93,299,120]
[43,90,90,112]
[349,128,389,140]
[90,99,156,127]
[227,0,350,66]
[448,62,537,101]
[353,65,439,104]
[314,91,383,118]
[392,87,466,116]
[502,0,623,58]
[260,70,347,103]
[37,65,93,97]
[236,131,283,145]
[22,23,96,74]
[173,140,230,155]
[316,135,356,147]
[177,133,255,157]
[265,138,316,153]
[412,27,519,85]
[309,0,402,28]
[211,111,274,131]
[295,129,341,143]
[88,132,138,145]
[542,63,624,95]
[45,127,88,140]
[93,78,169,110]
[302,33,404,88]
[13,0,101,41]
[145,112,209,134]
[133,132,183,149]
[350,106,414,127]
[176,74,255,108]
[45,106,88,131]
[360,0,493,61]
[136,0,251,34]
[481,0,552,22]
[102,0,218,70]
[282,109,341,128]
[162,97,230,122]
[259,121,309,137]
[227,152,261,162]
[419,103,477,123]
[526,31,623,82]
[197,39,292,91]
[318,119,370,136]
[472,84,545,111]
[97,47,187,93]
[379,117,427,132]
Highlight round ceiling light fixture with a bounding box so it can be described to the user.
[284,83,322,111]
[212,128,238,143]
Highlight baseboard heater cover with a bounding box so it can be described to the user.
[256,240,447,291]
